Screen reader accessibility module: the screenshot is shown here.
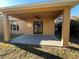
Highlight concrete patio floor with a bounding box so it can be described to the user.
[10,35,62,46]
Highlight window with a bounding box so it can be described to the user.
[33,21,43,34]
[11,23,19,31]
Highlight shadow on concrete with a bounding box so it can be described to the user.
[70,36,79,45]
[55,31,79,45]
[0,34,4,42]
[12,43,63,59]
[11,34,23,39]
[68,46,79,52]
[10,35,60,45]
[0,34,22,42]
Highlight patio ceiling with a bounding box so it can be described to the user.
[10,10,63,20]
[0,0,79,20]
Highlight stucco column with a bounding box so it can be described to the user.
[52,19,55,35]
[2,13,10,42]
[61,8,70,47]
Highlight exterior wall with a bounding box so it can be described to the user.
[10,17,55,35]
[43,18,55,35]
[0,20,3,34]
[0,17,55,35]
[11,20,33,34]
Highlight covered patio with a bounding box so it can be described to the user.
[10,35,61,46]
[0,0,79,47]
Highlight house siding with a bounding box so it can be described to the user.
[0,17,55,35]
[0,21,3,34]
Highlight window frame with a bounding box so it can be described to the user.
[11,23,19,31]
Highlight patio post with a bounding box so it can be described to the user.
[61,7,70,47]
[52,19,55,35]
[2,13,10,42]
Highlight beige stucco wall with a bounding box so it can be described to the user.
[0,17,55,35]
[11,20,33,34]
[10,17,55,35]
[0,20,3,34]
[0,21,3,34]
[43,18,55,35]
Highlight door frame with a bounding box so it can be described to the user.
[33,21,43,34]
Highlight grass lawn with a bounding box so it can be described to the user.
[0,34,79,59]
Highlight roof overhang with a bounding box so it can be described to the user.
[0,0,79,19]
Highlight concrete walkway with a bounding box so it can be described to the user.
[10,35,61,46]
